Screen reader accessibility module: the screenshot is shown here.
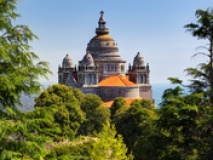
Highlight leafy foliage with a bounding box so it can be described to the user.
[45,136,94,159]
[34,84,85,139]
[0,108,51,159]
[114,100,157,154]
[110,97,128,116]
[110,97,129,123]
[0,0,51,108]
[184,7,213,103]
[90,123,130,160]
[78,94,110,136]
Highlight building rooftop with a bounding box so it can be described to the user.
[99,75,137,86]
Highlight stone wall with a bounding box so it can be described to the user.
[139,85,153,101]
[98,86,139,100]
[81,87,98,95]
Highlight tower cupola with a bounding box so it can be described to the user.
[133,52,145,67]
[62,54,74,68]
[81,52,95,67]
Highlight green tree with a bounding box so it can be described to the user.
[0,107,51,159]
[78,94,110,136]
[157,87,199,159]
[110,97,129,123]
[155,8,213,159]
[110,97,127,116]
[156,81,213,160]
[45,124,131,160]
[0,0,51,108]
[90,123,130,160]
[115,100,157,155]
[184,8,213,103]
[45,136,94,159]
[34,84,85,139]
[132,128,164,160]
[0,1,52,159]
[139,99,155,109]
[73,88,84,104]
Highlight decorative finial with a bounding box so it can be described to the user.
[100,10,104,17]
[96,11,109,35]
[99,10,105,23]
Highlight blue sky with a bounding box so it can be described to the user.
[16,0,212,84]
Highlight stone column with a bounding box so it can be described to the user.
[96,73,98,84]
[136,73,138,83]
[146,74,149,84]
[138,74,141,84]
[116,64,119,73]
[92,74,94,84]
[84,74,87,85]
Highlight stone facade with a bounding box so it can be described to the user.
[98,86,139,100]
[58,11,153,102]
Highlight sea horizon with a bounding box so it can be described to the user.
[152,83,174,108]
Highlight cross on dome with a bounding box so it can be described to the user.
[100,10,104,18]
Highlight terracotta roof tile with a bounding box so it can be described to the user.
[99,75,136,86]
[126,75,130,81]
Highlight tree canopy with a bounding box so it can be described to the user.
[0,0,51,108]
[78,94,110,136]
[184,7,213,103]
[34,84,85,139]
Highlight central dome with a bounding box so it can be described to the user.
[86,11,120,59]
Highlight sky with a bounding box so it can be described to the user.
[15,0,213,85]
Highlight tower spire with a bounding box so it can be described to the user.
[96,11,109,35]
[98,11,106,28]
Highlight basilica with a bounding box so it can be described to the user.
[58,11,153,102]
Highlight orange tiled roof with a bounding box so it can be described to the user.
[126,75,130,81]
[99,75,137,86]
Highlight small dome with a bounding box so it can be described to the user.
[62,54,74,68]
[133,52,145,67]
[81,52,95,67]
[86,35,119,58]
[86,11,120,59]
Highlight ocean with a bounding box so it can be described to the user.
[152,83,172,108]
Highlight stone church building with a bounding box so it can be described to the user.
[58,11,153,102]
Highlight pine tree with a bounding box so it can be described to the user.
[0,0,51,108]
